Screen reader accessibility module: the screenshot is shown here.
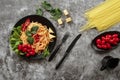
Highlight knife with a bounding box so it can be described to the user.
[55,34,82,70]
[48,32,69,61]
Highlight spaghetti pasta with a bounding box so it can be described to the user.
[80,0,120,32]
[20,22,55,53]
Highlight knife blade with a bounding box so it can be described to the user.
[55,34,82,70]
[48,32,69,61]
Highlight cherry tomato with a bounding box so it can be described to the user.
[102,45,107,49]
[106,34,112,39]
[112,34,118,38]
[112,42,117,45]
[102,36,106,41]
[27,49,31,53]
[106,43,112,49]
[97,44,102,49]
[27,44,31,48]
[114,38,119,42]
[18,44,22,51]
[29,51,35,56]
[105,37,109,42]
[96,39,101,44]
[101,40,106,45]
[109,39,114,44]
[26,53,30,57]
[23,48,27,52]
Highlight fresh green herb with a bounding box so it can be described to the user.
[26,30,32,37]
[27,37,34,44]
[19,52,25,55]
[50,8,62,20]
[31,26,39,34]
[14,49,19,54]
[42,47,50,57]
[12,30,20,39]
[10,26,22,54]
[36,8,43,16]
[42,1,53,11]
[13,26,21,35]
[12,41,22,50]
[41,1,62,21]
[16,26,21,35]
[14,49,24,55]
[10,37,20,44]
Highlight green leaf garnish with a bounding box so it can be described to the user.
[12,41,22,50]
[27,37,34,44]
[31,26,39,34]
[42,47,50,57]
[19,52,25,55]
[42,1,53,11]
[36,8,43,16]
[16,26,21,35]
[41,1,63,21]
[13,26,21,35]
[10,26,22,55]
[50,8,62,20]
[26,30,32,37]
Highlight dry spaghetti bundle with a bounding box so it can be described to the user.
[80,0,120,32]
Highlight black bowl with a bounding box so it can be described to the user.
[91,31,120,52]
[10,15,57,60]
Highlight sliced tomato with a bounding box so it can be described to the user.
[24,18,30,27]
[21,18,31,31]
[21,23,26,31]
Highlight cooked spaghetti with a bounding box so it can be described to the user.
[20,22,55,53]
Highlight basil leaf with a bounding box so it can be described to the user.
[36,8,43,16]
[27,37,34,44]
[42,1,53,11]
[26,30,32,37]
[50,8,62,20]
[31,26,39,34]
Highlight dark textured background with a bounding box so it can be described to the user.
[1,0,120,80]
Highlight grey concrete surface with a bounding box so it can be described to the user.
[1,0,120,80]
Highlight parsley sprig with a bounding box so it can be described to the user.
[36,1,62,20]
